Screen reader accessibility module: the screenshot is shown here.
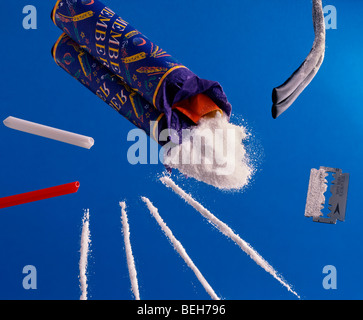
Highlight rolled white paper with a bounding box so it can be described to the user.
[3,116,94,149]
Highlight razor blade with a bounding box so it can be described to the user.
[304,166,349,224]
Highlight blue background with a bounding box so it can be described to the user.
[0,0,362,300]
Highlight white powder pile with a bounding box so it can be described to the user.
[304,168,328,218]
[163,112,254,191]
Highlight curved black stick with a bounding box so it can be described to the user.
[272,0,326,119]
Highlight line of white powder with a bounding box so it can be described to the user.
[160,176,300,299]
[141,196,220,300]
[79,209,91,300]
[120,201,140,300]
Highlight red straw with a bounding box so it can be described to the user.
[0,181,80,209]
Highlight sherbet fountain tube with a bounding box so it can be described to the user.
[52,33,168,142]
[51,0,231,141]
[3,116,94,149]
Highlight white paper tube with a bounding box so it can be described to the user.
[3,116,94,149]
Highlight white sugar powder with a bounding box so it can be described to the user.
[163,112,255,191]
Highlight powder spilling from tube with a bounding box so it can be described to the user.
[163,112,255,191]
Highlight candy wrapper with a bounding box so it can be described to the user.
[52,33,167,141]
[51,0,231,143]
